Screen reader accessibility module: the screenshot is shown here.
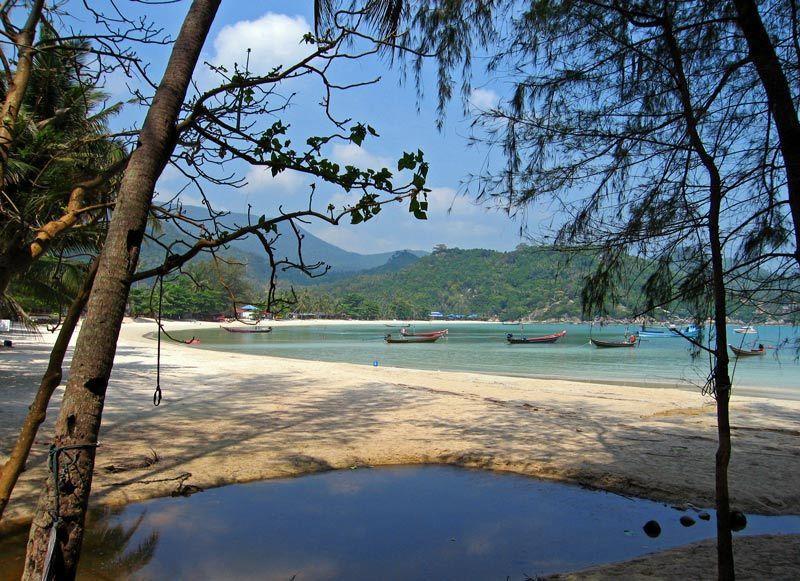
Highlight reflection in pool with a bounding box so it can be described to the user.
[2,466,799,580]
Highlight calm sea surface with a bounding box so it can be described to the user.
[169,323,800,400]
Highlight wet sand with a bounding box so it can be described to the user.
[1,319,799,577]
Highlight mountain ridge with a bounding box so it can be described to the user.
[139,205,428,282]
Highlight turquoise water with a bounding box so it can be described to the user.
[170,323,800,400]
[2,466,799,579]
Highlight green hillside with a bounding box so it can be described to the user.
[293,246,650,320]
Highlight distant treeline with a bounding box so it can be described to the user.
[289,246,649,320]
[15,246,785,323]
[287,246,784,322]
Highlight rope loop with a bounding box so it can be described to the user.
[154,274,163,406]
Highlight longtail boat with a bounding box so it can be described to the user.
[221,326,273,334]
[590,336,638,348]
[729,344,765,357]
[401,328,448,337]
[506,330,566,344]
[385,334,440,344]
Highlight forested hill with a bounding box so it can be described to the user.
[296,246,648,320]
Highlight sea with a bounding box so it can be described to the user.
[169,323,800,400]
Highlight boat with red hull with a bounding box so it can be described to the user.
[506,330,567,344]
[385,334,441,344]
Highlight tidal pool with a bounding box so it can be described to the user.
[2,466,799,580]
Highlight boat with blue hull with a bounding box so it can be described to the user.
[637,324,699,339]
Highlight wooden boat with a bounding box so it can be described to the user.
[385,334,440,344]
[637,324,699,339]
[506,330,567,344]
[734,326,757,334]
[221,326,272,334]
[729,344,765,357]
[400,328,448,337]
[590,336,638,348]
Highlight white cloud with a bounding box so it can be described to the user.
[208,13,313,77]
[469,87,499,111]
[427,187,481,216]
[244,166,308,195]
[331,143,392,170]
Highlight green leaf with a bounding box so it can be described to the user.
[398,152,416,171]
[350,124,367,146]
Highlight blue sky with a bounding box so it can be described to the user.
[98,1,535,254]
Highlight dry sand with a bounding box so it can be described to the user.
[548,534,800,580]
[1,319,799,578]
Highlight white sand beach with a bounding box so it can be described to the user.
[1,319,799,577]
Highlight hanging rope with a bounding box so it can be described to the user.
[153,275,163,406]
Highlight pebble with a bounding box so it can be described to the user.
[730,510,747,531]
[643,520,661,538]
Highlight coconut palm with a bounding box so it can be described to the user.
[0,26,126,316]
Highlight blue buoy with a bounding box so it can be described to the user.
[373,360,379,367]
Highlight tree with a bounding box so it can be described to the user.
[22,2,220,574]
[0,25,126,316]
[128,260,255,319]
[400,1,799,578]
[17,2,432,577]
[0,19,133,522]
[0,259,97,521]
[730,0,800,267]
[0,0,171,306]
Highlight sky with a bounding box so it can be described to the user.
[89,1,536,255]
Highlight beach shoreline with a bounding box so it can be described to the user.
[2,319,799,575]
[146,318,797,398]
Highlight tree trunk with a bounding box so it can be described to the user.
[732,0,800,266]
[661,17,735,578]
[21,2,220,578]
[709,185,734,581]
[0,259,97,522]
[0,0,46,188]
[0,234,32,309]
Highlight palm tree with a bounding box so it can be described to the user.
[0,26,126,316]
[0,29,125,523]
